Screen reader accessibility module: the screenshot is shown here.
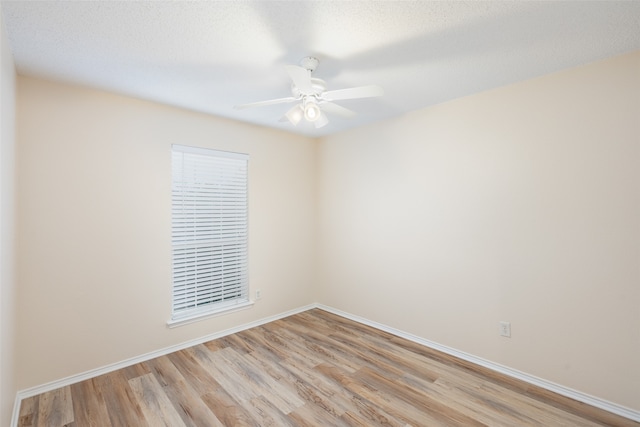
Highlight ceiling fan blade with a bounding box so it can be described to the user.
[314,111,329,129]
[323,85,384,101]
[234,96,296,110]
[321,102,357,118]
[285,65,314,94]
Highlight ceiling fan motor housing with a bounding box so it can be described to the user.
[291,77,327,99]
[300,56,319,72]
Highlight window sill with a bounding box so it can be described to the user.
[166,300,255,328]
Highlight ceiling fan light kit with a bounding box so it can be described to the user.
[303,99,320,122]
[235,56,383,129]
[285,104,304,126]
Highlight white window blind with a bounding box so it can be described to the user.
[171,144,249,321]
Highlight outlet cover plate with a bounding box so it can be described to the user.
[499,321,511,337]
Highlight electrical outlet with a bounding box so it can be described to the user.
[499,321,511,337]
[255,289,262,300]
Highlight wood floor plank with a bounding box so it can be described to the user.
[212,346,304,414]
[69,378,112,427]
[256,325,329,370]
[356,365,486,426]
[389,334,533,394]
[216,333,255,355]
[315,362,451,427]
[145,355,224,427]
[120,361,152,380]
[406,371,543,426]
[19,308,639,427]
[18,395,38,426]
[237,326,292,361]
[474,379,604,426]
[288,367,348,419]
[283,359,354,417]
[281,324,377,374]
[95,369,146,427]
[287,396,351,427]
[237,349,307,412]
[339,393,411,427]
[190,344,260,404]
[527,386,640,427]
[242,395,299,427]
[18,395,37,418]
[128,372,187,427]
[200,388,257,427]
[329,328,449,384]
[166,346,222,397]
[36,386,73,427]
[271,328,334,369]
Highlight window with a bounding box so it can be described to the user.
[170,144,249,324]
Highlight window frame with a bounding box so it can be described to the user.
[168,144,251,327]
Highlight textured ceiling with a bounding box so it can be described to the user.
[2,1,640,137]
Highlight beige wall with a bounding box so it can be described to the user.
[0,9,17,427]
[318,51,640,410]
[15,76,318,389]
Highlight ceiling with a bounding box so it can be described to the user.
[2,1,639,137]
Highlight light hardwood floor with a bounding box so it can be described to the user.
[18,309,638,426]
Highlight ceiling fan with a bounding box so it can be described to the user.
[234,56,383,129]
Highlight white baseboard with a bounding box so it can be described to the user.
[316,304,640,423]
[11,302,640,425]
